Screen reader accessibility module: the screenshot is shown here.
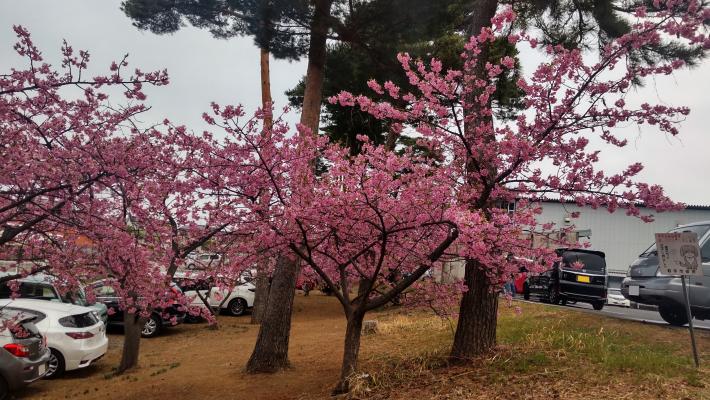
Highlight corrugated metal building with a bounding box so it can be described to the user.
[535,200,710,273]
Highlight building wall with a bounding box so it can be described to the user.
[536,202,710,273]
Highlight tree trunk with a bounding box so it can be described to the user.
[449,0,501,362]
[253,45,273,326]
[450,259,499,361]
[333,311,365,395]
[246,0,335,373]
[246,255,300,373]
[260,47,273,130]
[118,312,144,373]
[250,270,271,324]
[298,0,335,134]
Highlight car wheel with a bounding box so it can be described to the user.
[592,301,604,311]
[46,348,65,379]
[0,376,9,400]
[548,287,560,305]
[659,304,688,326]
[228,298,247,316]
[523,285,530,300]
[141,315,161,338]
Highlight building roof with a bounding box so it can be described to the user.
[535,198,710,211]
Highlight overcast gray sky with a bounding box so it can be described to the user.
[2,0,708,205]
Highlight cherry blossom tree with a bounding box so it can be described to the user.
[0,25,168,280]
[196,104,461,391]
[331,0,708,362]
[0,26,192,373]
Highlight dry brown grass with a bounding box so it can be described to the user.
[16,295,710,400]
[354,302,710,400]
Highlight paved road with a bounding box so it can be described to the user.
[517,298,710,331]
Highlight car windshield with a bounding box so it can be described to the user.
[0,282,60,301]
[61,288,89,307]
[640,224,710,257]
[560,251,606,274]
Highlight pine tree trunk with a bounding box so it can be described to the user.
[245,0,334,374]
[298,0,334,134]
[333,311,365,395]
[450,259,499,361]
[260,47,273,130]
[245,255,299,373]
[118,312,144,373]
[250,270,271,324]
[252,45,273,326]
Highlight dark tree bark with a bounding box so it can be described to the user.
[246,0,335,373]
[250,270,271,324]
[450,259,499,361]
[118,312,144,373]
[450,0,501,360]
[298,0,334,134]
[245,255,300,373]
[332,311,365,395]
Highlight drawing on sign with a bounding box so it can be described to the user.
[680,245,700,270]
[655,232,703,276]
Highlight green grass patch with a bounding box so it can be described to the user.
[497,304,693,378]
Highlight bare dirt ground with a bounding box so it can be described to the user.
[16,294,710,400]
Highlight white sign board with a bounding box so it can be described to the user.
[655,232,703,276]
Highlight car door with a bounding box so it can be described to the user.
[694,237,710,308]
[187,279,217,307]
[93,284,122,322]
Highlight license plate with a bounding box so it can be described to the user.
[629,285,640,296]
[576,275,590,283]
[38,363,46,376]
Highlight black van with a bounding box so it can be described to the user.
[523,249,607,310]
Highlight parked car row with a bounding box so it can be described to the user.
[0,266,258,398]
[0,297,109,398]
[517,221,710,328]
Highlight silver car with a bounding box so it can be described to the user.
[0,273,108,325]
[621,221,710,326]
[0,309,50,400]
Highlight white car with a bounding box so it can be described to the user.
[607,288,631,307]
[179,278,255,316]
[0,298,108,378]
[184,253,223,271]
